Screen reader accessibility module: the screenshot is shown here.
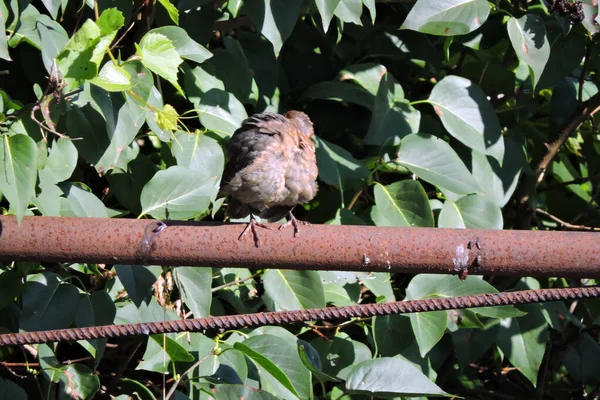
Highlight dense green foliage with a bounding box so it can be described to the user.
[1,0,600,398]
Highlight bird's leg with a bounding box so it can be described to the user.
[239,214,272,247]
[279,210,311,238]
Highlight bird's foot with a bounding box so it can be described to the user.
[279,213,310,238]
[239,216,272,247]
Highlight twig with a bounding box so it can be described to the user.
[516,92,600,229]
[347,188,364,211]
[211,273,259,292]
[110,22,136,51]
[165,351,215,400]
[535,208,600,231]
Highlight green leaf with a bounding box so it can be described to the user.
[106,155,155,216]
[173,267,212,318]
[56,8,124,87]
[326,208,366,225]
[93,8,125,65]
[0,270,23,310]
[263,270,325,310]
[58,364,101,399]
[335,0,363,25]
[56,19,100,85]
[137,334,197,373]
[140,166,216,219]
[90,61,132,92]
[59,183,109,218]
[438,194,503,229]
[371,180,434,227]
[38,138,78,184]
[87,85,146,173]
[37,15,68,71]
[235,334,310,399]
[365,73,420,145]
[397,133,480,195]
[0,378,27,399]
[40,0,61,19]
[337,63,387,96]
[0,7,10,61]
[406,274,525,356]
[298,343,340,384]
[315,0,342,32]
[507,14,550,89]
[172,131,225,182]
[346,358,447,397]
[0,134,38,222]
[195,89,248,137]
[20,272,80,331]
[358,272,395,302]
[427,75,504,162]
[401,0,489,36]
[74,291,115,360]
[7,6,42,49]
[408,310,447,358]
[150,26,213,64]
[314,137,369,191]
[210,384,282,399]
[497,307,547,386]
[227,0,244,17]
[114,265,161,307]
[300,81,374,110]
[363,0,376,24]
[311,332,372,380]
[245,0,304,57]
[406,275,525,319]
[157,0,179,24]
[581,0,600,34]
[139,32,184,94]
[469,137,525,207]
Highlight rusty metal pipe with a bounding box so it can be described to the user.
[0,216,598,277]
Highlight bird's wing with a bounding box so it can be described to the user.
[219,113,289,196]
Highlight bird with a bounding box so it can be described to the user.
[218,111,319,247]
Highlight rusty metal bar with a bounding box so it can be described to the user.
[0,216,598,277]
[1,285,598,347]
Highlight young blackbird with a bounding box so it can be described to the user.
[219,111,319,247]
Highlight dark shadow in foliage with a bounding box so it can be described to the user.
[66,104,110,165]
[178,3,218,46]
[523,15,546,49]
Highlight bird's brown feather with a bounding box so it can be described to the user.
[219,111,318,221]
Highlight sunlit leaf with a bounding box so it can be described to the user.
[427,75,504,162]
[140,166,216,219]
[0,134,38,222]
[245,0,303,57]
[371,180,434,227]
[346,358,447,397]
[401,0,489,36]
[397,133,480,195]
[507,14,550,89]
[315,0,342,32]
[138,32,184,94]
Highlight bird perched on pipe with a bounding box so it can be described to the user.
[218,111,319,247]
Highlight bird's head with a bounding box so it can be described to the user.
[284,111,314,138]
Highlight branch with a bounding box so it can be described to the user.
[515,91,600,229]
[535,208,600,231]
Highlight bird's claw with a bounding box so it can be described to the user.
[239,217,272,247]
[279,214,310,238]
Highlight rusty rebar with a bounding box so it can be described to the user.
[0,216,598,277]
[1,286,598,347]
